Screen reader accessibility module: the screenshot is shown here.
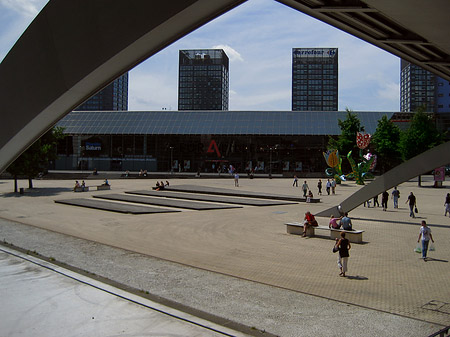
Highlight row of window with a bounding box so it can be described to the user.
[293,64,336,69]
[293,69,336,75]
[293,96,336,102]
[180,65,225,71]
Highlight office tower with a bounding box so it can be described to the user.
[178,49,229,110]
[292,48,338,111]
[75,73,128,111]
[400,59,450,113]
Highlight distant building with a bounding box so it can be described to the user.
[178,49,229,111]
[400,59,450,132]
[400,59,450,113]
[292,48,338,111]
[75,73,128,111]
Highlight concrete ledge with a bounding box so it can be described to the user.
[97,185,111,191]
[329,228,364,244]
[285,222,316,236]
[74,186,89,192]
[285,222,364,243]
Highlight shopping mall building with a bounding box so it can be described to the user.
[54,110,392,175]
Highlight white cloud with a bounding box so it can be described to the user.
[0,0,48,60]
[212,44,243,62]
[128,70,178,111]
[377,82,400,104]
[0,0,46,17]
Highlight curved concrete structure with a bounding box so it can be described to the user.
[0,0,246,173]
[316,140,450,217]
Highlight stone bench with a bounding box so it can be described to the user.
[97,185,111,190]
[304,198,321,203]
[285,222,364,243]
[74,186,89,192]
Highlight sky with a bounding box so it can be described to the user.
[0,0,400,112]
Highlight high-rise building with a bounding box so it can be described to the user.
[75,73,128,111]
[400,59,450,113]
[178,49,229,111]
[292,48,338,111]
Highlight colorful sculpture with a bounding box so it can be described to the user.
[345,132,376,185]
[323,149,344,183]
[324,132,377,185]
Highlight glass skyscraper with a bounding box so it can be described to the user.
[400,60,436,113]
[292,48,338,111]
[400,59,450,114]
[178,49,229,111]
[75,73,128,111]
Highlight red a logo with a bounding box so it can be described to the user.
[207,140,221,158]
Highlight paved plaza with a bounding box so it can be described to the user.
[0,175,449,336]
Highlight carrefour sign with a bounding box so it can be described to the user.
[293,48,337,58]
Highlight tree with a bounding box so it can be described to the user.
[371,115,402,173]
[400,109,443,161]
[399,108,444,186]
[6,127,65,192]
[328,108,364,172]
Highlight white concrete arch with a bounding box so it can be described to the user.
[0,0,246,173]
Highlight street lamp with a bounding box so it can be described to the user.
[169,146,174,174]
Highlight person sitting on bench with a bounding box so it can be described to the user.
[302,211,318,237]
[340,212,353,230]
[306,190,314,203]
[329,214,342,229]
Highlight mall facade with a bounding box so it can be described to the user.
[54,110,392,174]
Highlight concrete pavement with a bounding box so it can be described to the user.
[0,175,449,336]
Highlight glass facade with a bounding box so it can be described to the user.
[55,110,393,172]
[400,60,450,132]
[292,48,338,111]
[55,133,329,174]
[75,73,128,111]
[400,60,436,113]
[178,49,229,111]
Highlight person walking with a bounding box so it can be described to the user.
[326,179,331,195]
[301,180,309,198]
[444,193,450,217]
[406,192,417,218]
[293,175,298,187]
[331,179,336,195]
[373,194,380,207]
[417,221,434,260]
[391,187,400,209]
[317,179,322,195]
[381,191,389,211]
[234,172,239,187]
[336,232,351,277]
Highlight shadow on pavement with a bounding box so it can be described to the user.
[1,187,72,198]
[425,257,448,263]
[346,275,369,280]
[353,217,450,229]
